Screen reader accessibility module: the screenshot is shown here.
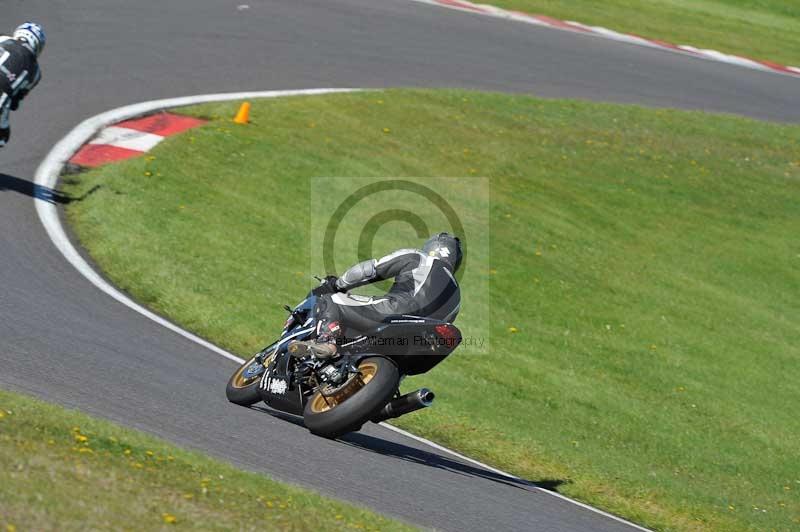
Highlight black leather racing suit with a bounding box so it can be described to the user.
[0,36,42,146]
[317,249,461,336]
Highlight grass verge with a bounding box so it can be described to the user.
[472,0,800,66]
[0,388,413,531]
[62,90,800,531]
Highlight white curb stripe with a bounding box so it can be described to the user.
[34,88,649,531]
[411,0,800,79]
[89,126,166,152]
[34,89,358,365]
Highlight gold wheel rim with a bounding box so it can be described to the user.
[309,361,379,414]
[232,352,275,389]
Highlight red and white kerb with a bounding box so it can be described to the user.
[70,113,206,168]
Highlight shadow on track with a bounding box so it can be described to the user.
[339,431,564,492]
[0,172,98,204]
[249,404,566,493]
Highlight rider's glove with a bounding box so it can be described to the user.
[0,127,9,148]
[312,275,341,296]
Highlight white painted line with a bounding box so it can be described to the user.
[34,89,649,531]
[89,126,165,152]
[34,89,358,365]
[378,423,651,531]
[409,0,799,81]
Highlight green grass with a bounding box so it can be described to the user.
[480,0,800,66]
[61,90,800,531]
[0,389,413,531]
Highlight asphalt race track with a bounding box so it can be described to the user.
[2,1,799,530]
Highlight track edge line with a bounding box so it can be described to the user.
[33,88,650,532]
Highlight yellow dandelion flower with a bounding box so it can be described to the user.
[144,171,152,177]
[124,449,131,455]
[508,326,519,334]
[0,411,5,420]
[74,434,88,443]
[183,493,194,500]
[382,128,391,133]
[78,447,93,454]
[146,450,154,457]
[162,513,178,524]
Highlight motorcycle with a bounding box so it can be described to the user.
[225,282,462,438]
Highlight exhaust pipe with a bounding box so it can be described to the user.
[372,388,435,422]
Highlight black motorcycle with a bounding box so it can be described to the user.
[225,284,462,438]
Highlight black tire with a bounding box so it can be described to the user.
[303,357,399,439]
[225,353,269,406]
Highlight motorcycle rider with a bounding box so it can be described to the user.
[0,22,45,149]
[289,232,463,359]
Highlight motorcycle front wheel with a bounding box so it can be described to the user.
[303,356,399,439]
[225,351,274,406]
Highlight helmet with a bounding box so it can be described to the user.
[422,232,463,272]
[14,22,46,57]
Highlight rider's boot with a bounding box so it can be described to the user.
[288,320,341,360]
[288,340,337,359]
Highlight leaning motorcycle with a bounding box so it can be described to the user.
[225,282,461,439]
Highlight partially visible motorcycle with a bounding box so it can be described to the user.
[226,281,461,439]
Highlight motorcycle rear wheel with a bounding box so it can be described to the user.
[303,356,399,439]
[225,352,274,406]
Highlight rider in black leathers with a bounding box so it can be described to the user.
[0,22,45,148]
[289,232,463,358]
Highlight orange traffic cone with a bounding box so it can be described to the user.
[233,102,251,124]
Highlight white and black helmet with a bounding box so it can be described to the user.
[422,232,463,272]
[14,22,46,57]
